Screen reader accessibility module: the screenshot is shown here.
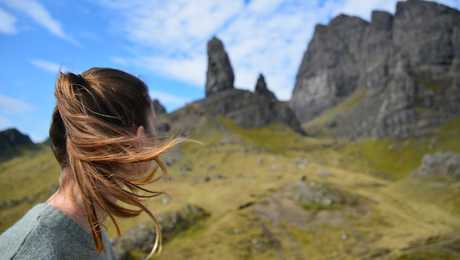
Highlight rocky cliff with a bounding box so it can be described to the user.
[291,0,460,138]
[168,37,303,134]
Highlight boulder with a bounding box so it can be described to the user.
[112,204,210,259]
[290,181,357,210]
[412,152,460,180]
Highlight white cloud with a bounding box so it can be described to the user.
[101,0,244,52]
[98,0,460,100]
[3,0,78,44]
[0,94,33,113]
[30,59,68,74]
[0,7,16,34]
[140,55,206,87]
[149,90,191,107]
[97,0,337,100]
[0,115,11,128]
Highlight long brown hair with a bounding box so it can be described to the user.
[49,67,179,258]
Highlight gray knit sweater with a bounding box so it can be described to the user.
[0,203,115,260]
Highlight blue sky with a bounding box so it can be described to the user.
[1,0,459,142]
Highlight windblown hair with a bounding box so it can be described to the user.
[49,67,179,258]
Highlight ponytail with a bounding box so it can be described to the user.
[50,68,182,258]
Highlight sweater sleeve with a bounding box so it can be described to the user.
[12,224,59,260]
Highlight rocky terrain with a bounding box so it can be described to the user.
[291,0,460,138]
[412,152,460,180]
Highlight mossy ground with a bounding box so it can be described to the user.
[303,87,367,136]
[1,117,460,259]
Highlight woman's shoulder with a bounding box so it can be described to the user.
[0,203,115,259]
[0,203,60,259]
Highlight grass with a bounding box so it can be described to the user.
[219,117,305,154]
[1,116,460,259]
[219,116,334,157]
[301,202,339,211]
[303,87,367,135]
[0,144,60,231]
[336,118,460,180]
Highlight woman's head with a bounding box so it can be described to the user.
[50,68,155,168]
[49,67,177,257]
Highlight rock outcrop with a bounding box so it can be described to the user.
[205,37,235,97]
[168,88,303,133]
[412,152,460,180]
[112,204,210,259]
[151,99,166,115]
[291,0,460,138]
[0,128,34,159]
[168,37,304,134]
[255,74,277,100]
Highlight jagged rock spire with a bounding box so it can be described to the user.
[205,37,234,97]
[254,74,277,100]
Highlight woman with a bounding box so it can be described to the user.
[0,68,180,259]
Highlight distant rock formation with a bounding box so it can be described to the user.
[151,99,166,115]
[205,37,234,97]
[174,37,304,134]
[412,152,460,180]
[291,0,460,138]
[0,128,34,159]
[255,74,277,100]
[167,88,303,133]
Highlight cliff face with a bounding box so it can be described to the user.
[291,0,460,138]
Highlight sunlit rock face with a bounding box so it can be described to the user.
[291,0,460,138]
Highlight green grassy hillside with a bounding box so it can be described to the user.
[1,117,460,259]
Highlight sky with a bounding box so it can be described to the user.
[1,0,459,142]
